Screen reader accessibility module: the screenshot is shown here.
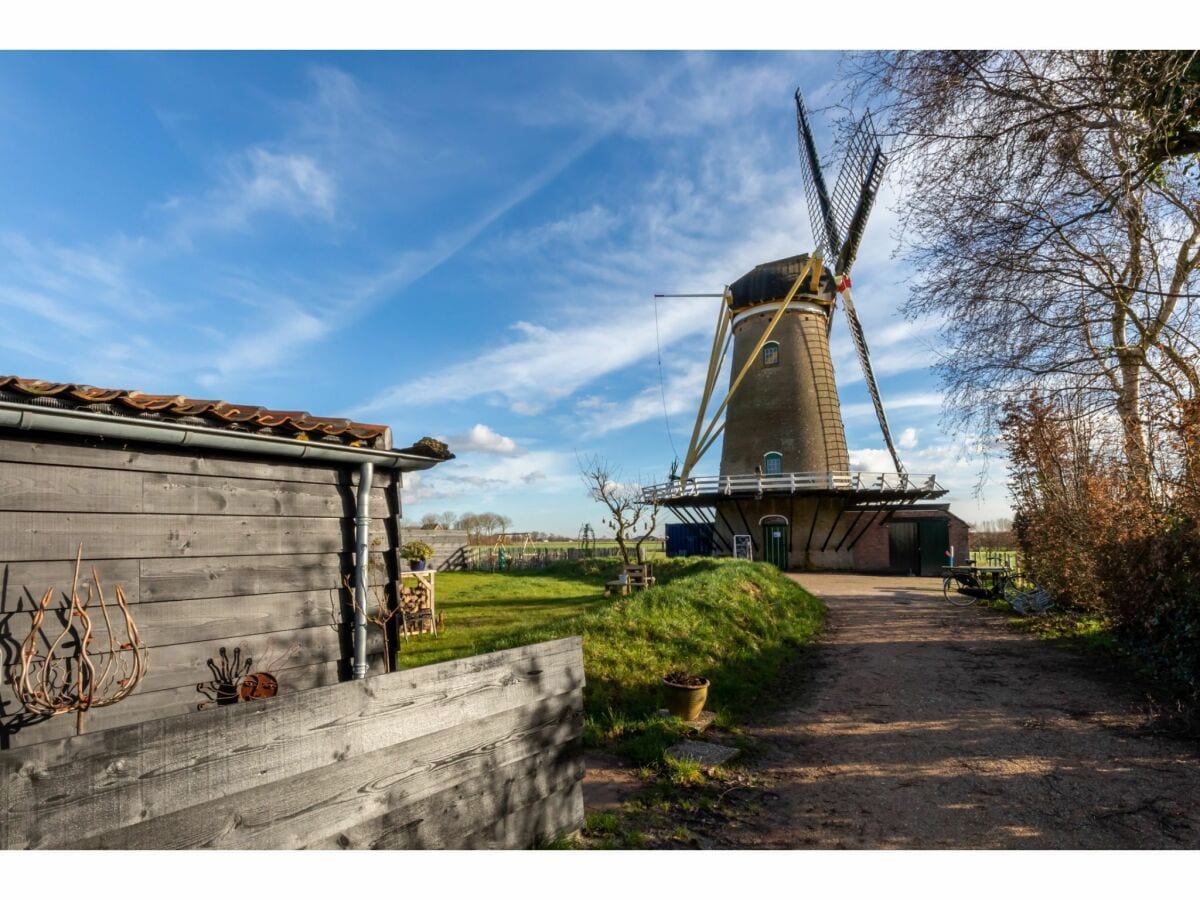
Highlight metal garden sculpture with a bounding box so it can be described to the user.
[14,544,148,734]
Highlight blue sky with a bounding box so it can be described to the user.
[0,51,1011,534]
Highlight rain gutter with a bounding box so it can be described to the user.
[0,400,441,471]
[352,462,373,680]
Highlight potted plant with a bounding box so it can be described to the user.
[662,669,709,722]
[400,540,434,571]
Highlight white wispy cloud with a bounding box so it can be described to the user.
[166,147,337,242]
[575,357,709,437]
[403,449,576,506]
[840,390,943,421]
[448,424,521,455]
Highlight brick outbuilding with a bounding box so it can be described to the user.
[851,503,970,575]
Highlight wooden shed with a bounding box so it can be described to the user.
[0,375,457,749]
[0,376,589,849]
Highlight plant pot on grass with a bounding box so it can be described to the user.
[400,540,434,572]
[662,670,709,722]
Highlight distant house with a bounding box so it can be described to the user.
[0,374,454,749]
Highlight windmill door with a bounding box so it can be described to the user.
[918,519,949,576]
[888,522,920,574]
[762,523,789,569]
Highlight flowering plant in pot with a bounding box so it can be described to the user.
[662,669,709,722]
[400,540,434,571]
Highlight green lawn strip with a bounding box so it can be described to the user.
[395,557,825,765]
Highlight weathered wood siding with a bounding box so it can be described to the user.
[0,431,404,749]
[399,529,470,571]
[0,638,585,850]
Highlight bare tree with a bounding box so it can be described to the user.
[452,511,512,543]
[846,51,1200,489]
[418,511,458,530]
[579,455,660,565]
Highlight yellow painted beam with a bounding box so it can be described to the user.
[680,295,731,480]
[685,260,813,475]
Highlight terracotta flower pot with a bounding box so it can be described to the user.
[662,675,709,721]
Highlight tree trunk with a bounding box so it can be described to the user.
[1116,352,1151,489]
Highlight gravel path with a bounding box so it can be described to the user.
[720,573,1200,849]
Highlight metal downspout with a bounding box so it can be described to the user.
[353,461,374,680]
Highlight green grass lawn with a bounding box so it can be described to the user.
[394,557,825,763]
[393,566,613,669]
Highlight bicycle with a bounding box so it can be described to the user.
[942,564,1053,615]
[942,564,1006,607]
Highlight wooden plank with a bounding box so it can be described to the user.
[0,657,389,751]
[0,461,144,513]
[1,558,142,606]
[2,618,384,702]
[307,741,584,850]
[0,434,396,488]
[73,690,582,849]
[142,471,391,520]
[0,637,583,848]
[1,512,351,561]
[453,780,585,850]
[137,552,389,601]
[1,587,347,650]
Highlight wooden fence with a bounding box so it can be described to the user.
[462,542,666,571]
[0,637,585,849]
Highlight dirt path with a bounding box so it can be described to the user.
[718,573,1200,849]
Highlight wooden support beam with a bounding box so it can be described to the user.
[680,297,732,481]
[684,262,813,479]
[835,510,866,552]
[713,507,736,555]
[820,506,845,552]
[804,498,823,553]
[845,509,886,552]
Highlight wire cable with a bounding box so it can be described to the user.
[653,293,681,463]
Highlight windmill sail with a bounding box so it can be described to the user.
[795,88,905,476]
[794,89,841,261]
[830,111,887,276]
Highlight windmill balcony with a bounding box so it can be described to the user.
[642,470,945,505]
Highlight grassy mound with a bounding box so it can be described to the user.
[397,557,824,762]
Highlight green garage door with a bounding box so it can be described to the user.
[888,522,919,573]
[762,522,789,569]
[918,519,950,576]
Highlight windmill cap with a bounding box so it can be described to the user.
[728,253,838,311]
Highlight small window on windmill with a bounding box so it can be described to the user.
[763,452,783,475]
[733,534,753,560]
[762,341,780,367]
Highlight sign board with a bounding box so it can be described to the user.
[733,534,753,560]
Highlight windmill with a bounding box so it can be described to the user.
[649,88,948,572]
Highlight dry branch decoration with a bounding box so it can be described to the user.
[14,543,148,734]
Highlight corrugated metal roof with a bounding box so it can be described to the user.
[0,375,396,450]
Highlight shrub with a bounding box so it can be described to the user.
[399,540,434,561]
[1004,396,1200,704]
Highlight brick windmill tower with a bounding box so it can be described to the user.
[649,90,948,570]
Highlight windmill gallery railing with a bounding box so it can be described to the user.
[642,471,945,502]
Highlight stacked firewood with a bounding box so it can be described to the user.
[398,582,434,634]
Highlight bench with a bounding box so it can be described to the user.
[605,563,656,596]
